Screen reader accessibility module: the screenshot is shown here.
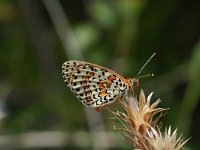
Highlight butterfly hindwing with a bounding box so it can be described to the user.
[62,60,129,108]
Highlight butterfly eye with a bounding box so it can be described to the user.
[133,79,139,87]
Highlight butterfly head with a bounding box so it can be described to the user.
[132,78,139,87]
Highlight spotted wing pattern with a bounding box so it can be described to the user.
[62,60,130,108]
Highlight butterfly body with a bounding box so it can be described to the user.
[62,60,139,109]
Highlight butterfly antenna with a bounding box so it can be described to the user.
[137,53,156,77]
[138,73,154,79]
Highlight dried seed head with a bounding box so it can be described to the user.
[146,126,189,150]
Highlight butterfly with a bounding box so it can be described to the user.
[62,54,155,111]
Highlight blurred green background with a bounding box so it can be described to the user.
[0,0,200,149]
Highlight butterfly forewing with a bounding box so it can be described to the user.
[62,60,130,108]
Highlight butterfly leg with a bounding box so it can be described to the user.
[130,86,136,97]
[115,95,124,111]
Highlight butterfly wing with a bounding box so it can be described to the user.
[62,60,129,108]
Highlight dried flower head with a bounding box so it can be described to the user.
[146,126,189,150]
[109,90,189,149]
[110,90,166,149]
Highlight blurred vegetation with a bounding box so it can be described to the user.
[0,0,200,149]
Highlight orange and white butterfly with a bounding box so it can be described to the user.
[62,54,155,111]
[62,61,139,111]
